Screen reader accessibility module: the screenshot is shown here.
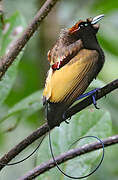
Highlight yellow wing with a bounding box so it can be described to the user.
[43,49,99,106]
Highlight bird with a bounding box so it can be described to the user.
[43,14,105,128]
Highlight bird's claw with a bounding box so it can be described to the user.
[62,112,71,124]
[92,94,100,109]
[65,120,70,124]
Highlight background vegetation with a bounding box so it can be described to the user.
[0,0,118,179]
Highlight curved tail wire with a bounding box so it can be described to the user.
[48,125,104,179]
[0,135,46,166]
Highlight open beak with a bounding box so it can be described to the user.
[91,14,104,25]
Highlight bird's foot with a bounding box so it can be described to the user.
[62,112,71,124]
[76,88,100,109]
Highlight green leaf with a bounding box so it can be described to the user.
[37,109,112,180]
[92,0,118,14]
[88,79,106,90]
[0,90,43,123]
[0,12,26,105]
[0,12,26,56]
[98,35,118,57]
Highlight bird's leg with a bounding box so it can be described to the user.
[62,88,99,124]
[76,88,99,109]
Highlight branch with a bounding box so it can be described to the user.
[65,78,118,119]
[0,0,59,78]
[0,79,118,170]
[18,135,118,180]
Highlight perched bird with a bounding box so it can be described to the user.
[43,15,105,128]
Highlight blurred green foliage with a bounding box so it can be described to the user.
[37,110,111,180]
[0,0,118,180]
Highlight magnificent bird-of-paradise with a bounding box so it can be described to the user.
[43,14,105,128]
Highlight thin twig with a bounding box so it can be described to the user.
[0,0,59,78]
[0,79,118,170]
[18,135,118,180]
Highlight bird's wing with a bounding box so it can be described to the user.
[48,39,83,67]
[43,49,99,106]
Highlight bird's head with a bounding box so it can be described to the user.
[69,14,104,36]
[48,15,104,66]
[67,14,104,49]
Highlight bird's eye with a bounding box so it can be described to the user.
[79,22,88,29]
[84,23,88,26]
[69,21,89,33]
